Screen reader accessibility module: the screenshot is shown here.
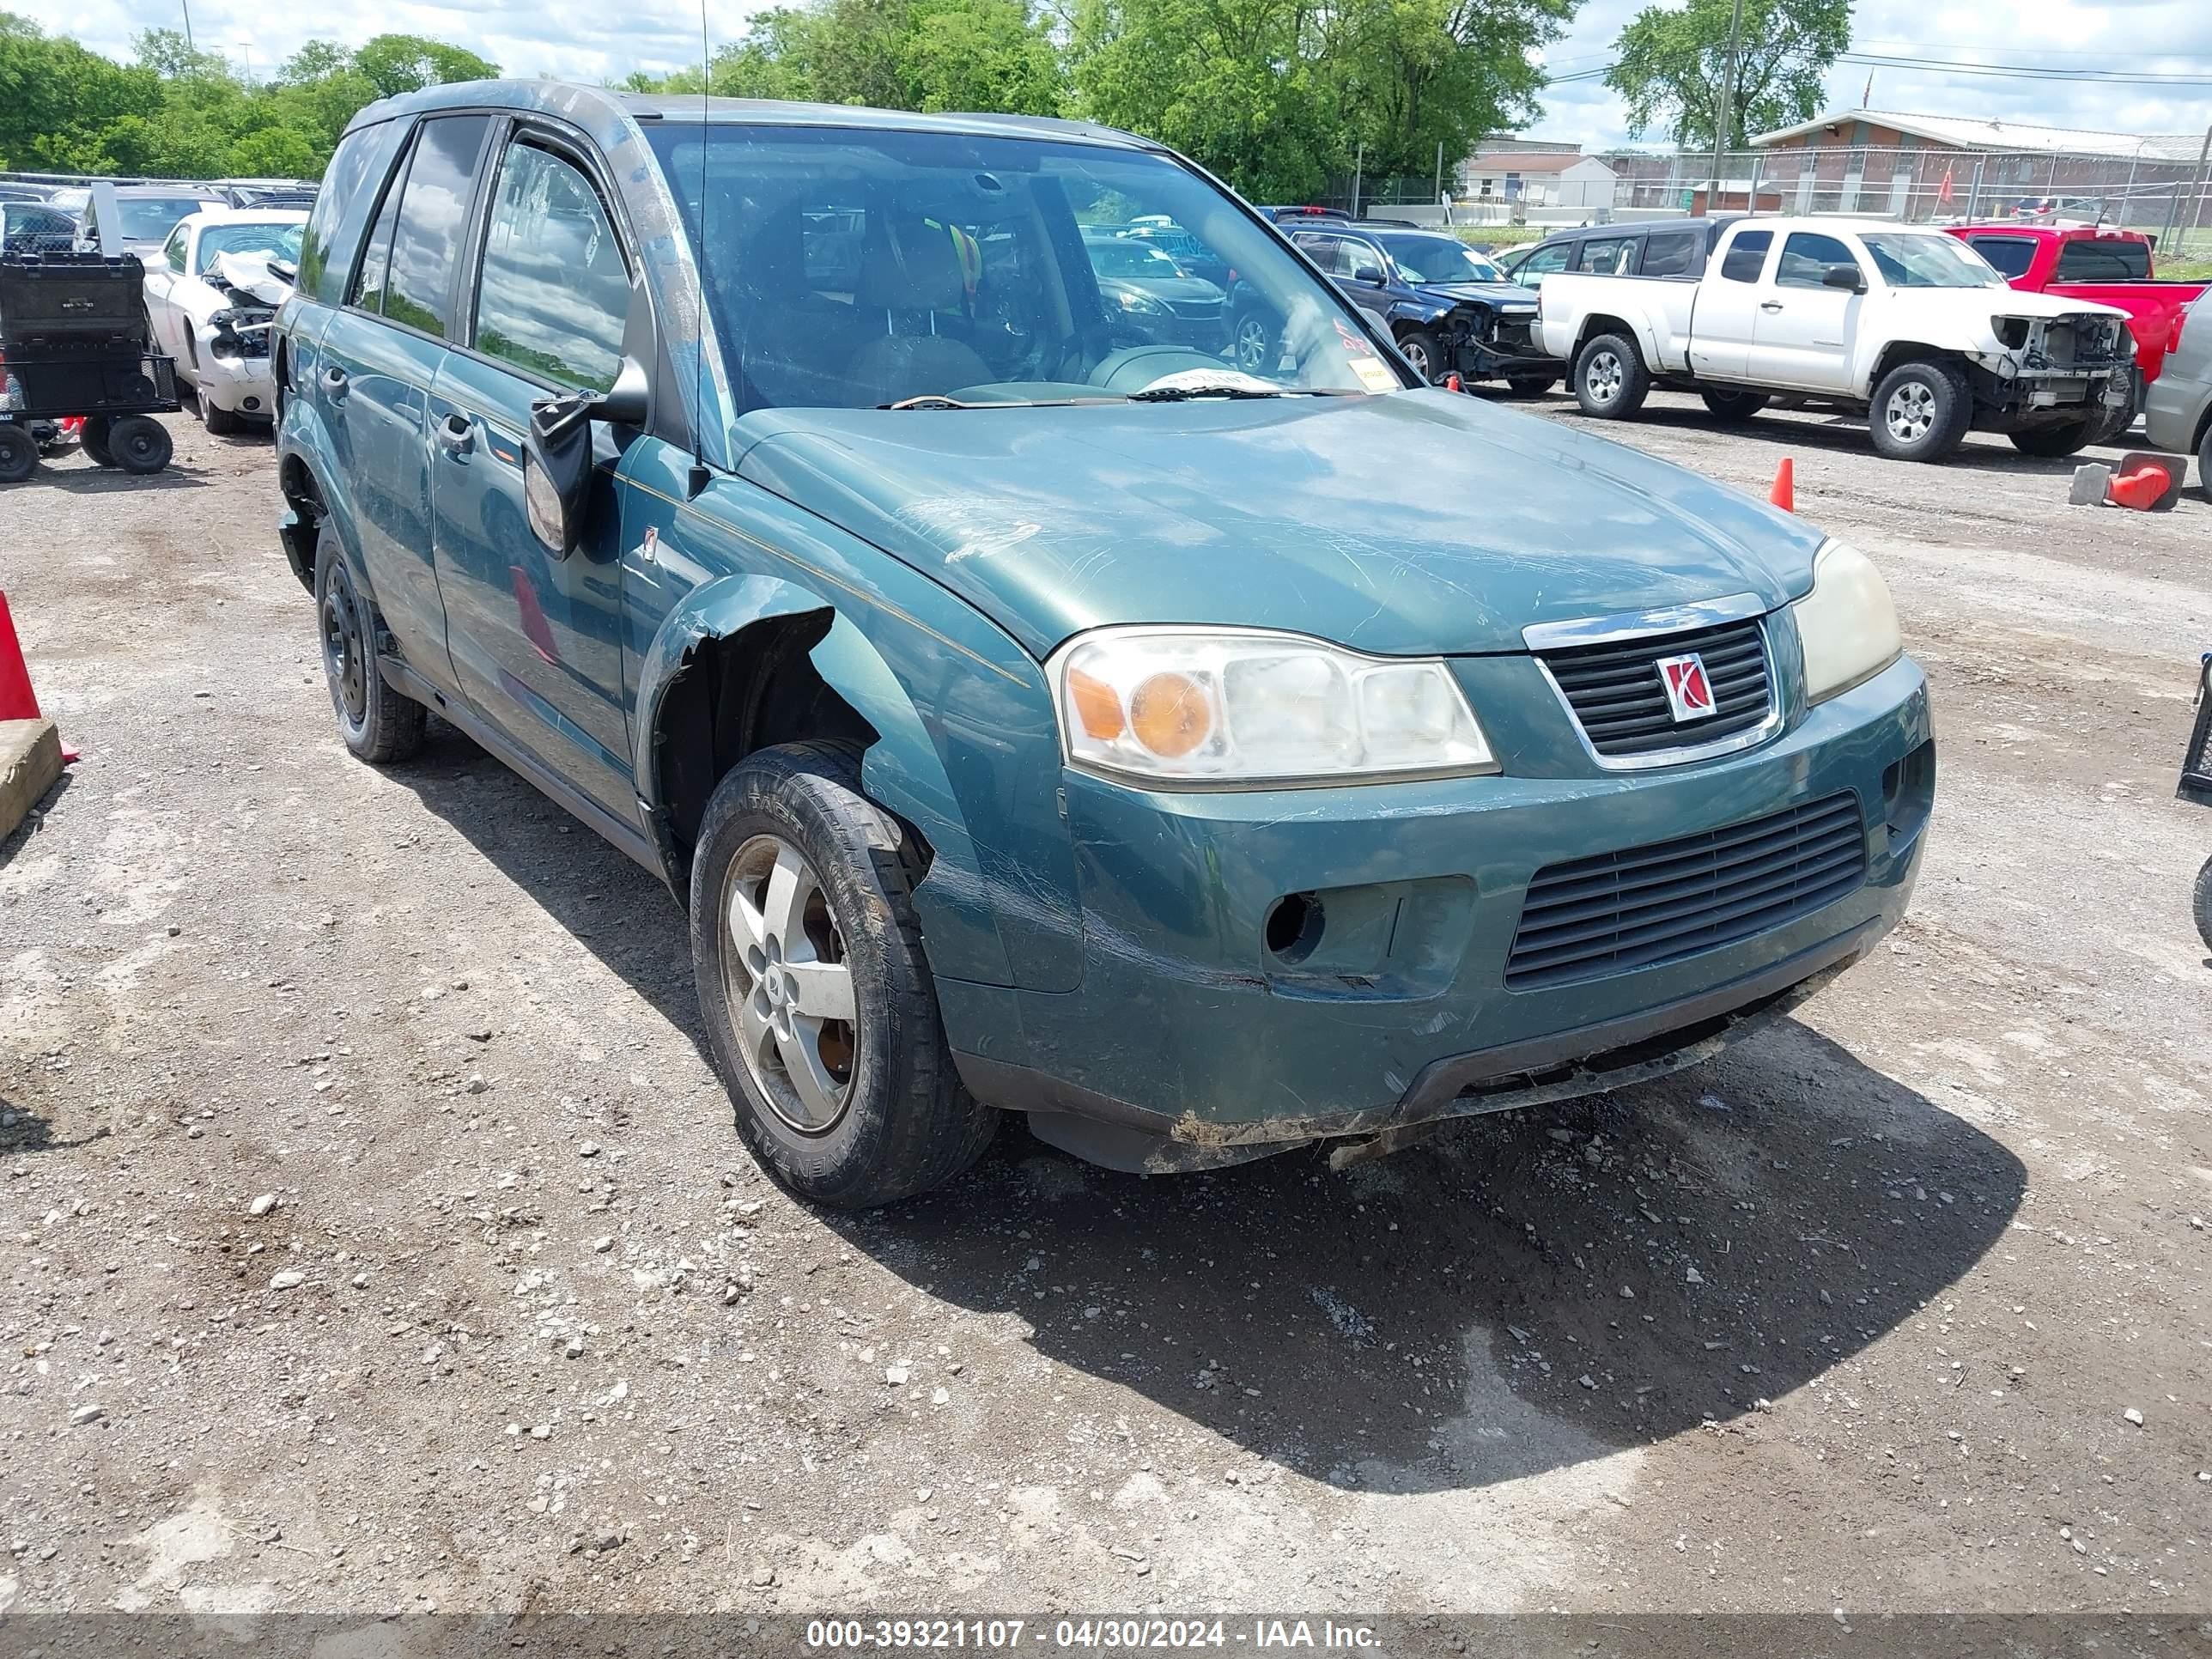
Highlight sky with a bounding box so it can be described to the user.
[20,0,2212,153]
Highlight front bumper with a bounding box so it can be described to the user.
[2142,369,2208,454]
[192,348,276,419]
[944,654,1932,1145]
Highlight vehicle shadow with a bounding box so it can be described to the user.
[390,722,2024,1497]
[383,720,706,1051]
[867,1025,2025,1494]
[37,467,212,495]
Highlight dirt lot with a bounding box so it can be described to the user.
[1,395,2208,1627]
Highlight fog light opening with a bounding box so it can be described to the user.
[1264,891,1325,964]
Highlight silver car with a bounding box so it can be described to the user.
[2144,293,2211,501]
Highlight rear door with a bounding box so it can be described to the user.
[1747,230,1868,391]
[429,125,641,819]
[1685,226,1772,380]
[314,112,491,695]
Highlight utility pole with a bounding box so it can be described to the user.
[1351,142,1364,221]
[2191,124,2212,257]
[1708,0,1747,212]
[179,0,194,55]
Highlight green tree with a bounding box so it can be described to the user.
[1604,0,1849,151]
[350,33,499,100]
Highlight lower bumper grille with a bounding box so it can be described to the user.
[1505,792,1869,988]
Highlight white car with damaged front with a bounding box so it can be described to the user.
[142,209,307,434]
[1534,216,2136,462]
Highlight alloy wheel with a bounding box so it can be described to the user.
[1234,316,1271,373]
[1585,349,1623,404]
[1885,381,1936,445]
[722,835,858,1134]
[1401,337,1431,380]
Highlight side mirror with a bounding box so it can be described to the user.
[522,275,655,558]
[1822,264,1867,293]
[1352,264,1385,285]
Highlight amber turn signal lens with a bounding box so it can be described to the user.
[1067,665,1126,739]
[1129,672,1210,757]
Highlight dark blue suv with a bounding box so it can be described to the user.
[1289,224,1556,393]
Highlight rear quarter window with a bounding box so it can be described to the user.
[301,119,404,306]
[1641,230,1698,277]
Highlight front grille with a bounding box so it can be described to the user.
[1540,617,1772,760]
[1505,793,1867,988]
[1166,298,1223,319]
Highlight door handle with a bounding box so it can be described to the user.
[320,365,349,402]
[1759,301,1785,313]
[436,413,474,456]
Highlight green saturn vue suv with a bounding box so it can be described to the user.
[270,82,1936,1206]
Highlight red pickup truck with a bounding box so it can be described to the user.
[1947,224,2206,391]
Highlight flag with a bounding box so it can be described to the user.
[1938,164,1955,207]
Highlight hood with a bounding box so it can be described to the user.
[732,389,1828,659]
[1949,288,2130,322]
[211,251,295,307]
[1104,275,1224,305]
[1415,281,1538,309]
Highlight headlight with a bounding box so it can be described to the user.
[1049,627,1498,786]
[1992,316,2030,351]
[1790,540,1902,704]
[1115,289,1169,316]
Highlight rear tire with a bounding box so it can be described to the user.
[81,416,115,467]
[2007,420,2095,459]
[2199,424,2212,506]
[690,742,998,1209]
[1868,360,1972,463]
[0,424,36,483]
[1700,388,1769,422]
[1395,328,1443,385]
[108,415,173,475]
[313,523,425,765]
[2197,855,2212,953]
[1573,331,1650,419]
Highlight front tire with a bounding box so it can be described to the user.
[0,424,36,483]
[1231,311,1277,374]
[313,524,425,764]
[2196,855,2212,952]
[1395,328,1443,385]
[1701,388,1769,422]
[1869,360,1972,463]
[1573,331,1650,419]
[2199,423,2212,506]
[690,743,998,1208]
[198,390,240,437]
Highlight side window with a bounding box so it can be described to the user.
[1777,232,1859,289]
[473,143,631,392]
[1968,236,2036,280]
[1294,233,1345,275]
[165,226,189,273]
[381,113,491,339]
[1718,230,1773,283]
[349,148,407,315]
[2053,239,2149,282]
[1575,236,1633,275]
[1343,240,1386,283]
[1641,230,1698,278]
[302,120,394,302]
[1516,241,1573,283]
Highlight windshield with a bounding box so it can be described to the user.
[645,124,1404,411]
[1373,234,1503,285]
[1861,232,2005,289]
[118,197,215,243]
[196,222,302,274]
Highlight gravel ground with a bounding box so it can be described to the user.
[0,397,2207,1623]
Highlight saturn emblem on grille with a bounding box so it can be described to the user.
[1656,653,1716,722]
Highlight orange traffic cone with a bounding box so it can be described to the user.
[1769,457,1795,513]
[0,590,76,763]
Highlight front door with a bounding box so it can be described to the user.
[1685,227,1772,380]
[1747,231,1867,392]
[141,224,191,364]
[430,133,640,820]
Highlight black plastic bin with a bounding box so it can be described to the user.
[0,249,181,482]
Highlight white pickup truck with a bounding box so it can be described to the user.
[1534,216,2135,462]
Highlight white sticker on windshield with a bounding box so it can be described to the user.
[1352,358,1398,393]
